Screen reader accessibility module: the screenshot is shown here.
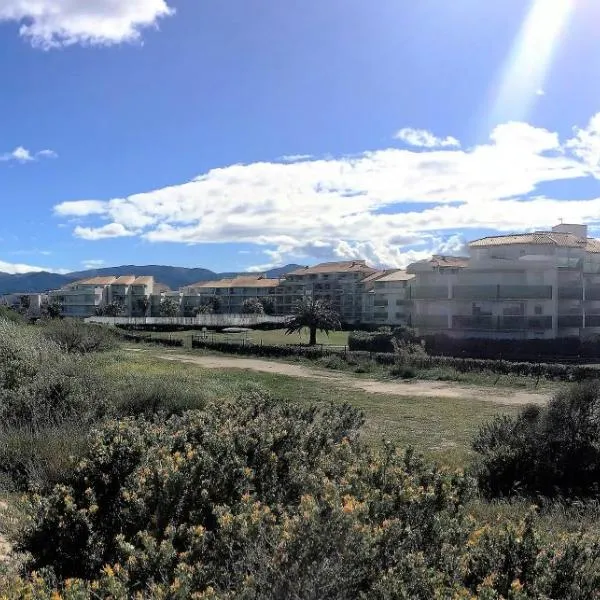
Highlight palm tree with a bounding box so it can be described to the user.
[285,298,341,346]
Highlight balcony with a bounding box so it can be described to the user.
[498,285,552,300]
[557,315,583,328]
[586,315,600,328]
[413,315,449,329]
[410,286,448,300]
[558,287,583,300]
[586,286,600,301]
[452,285,498,300]
[451,315,553,331]
[452,315,494,330]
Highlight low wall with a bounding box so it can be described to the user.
[86,314,291,328]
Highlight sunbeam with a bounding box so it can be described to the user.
[486,0,575,130]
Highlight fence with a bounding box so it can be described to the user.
[87,315,291,327]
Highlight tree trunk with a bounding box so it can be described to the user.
[309,326,317,346]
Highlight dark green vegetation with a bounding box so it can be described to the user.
[474,381,600,499]
[350,328,600,362]
[187,336,600,383]
[3,319,600,597]
[286,298,342,345]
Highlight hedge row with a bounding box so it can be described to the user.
[121,333,183,347]
[350,330,600,362]
[389,355,600,381]
[191,338,600,381]
[425,333,600,362]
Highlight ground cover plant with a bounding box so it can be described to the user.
[6,396,600,599]
[3,318,600,598]
[473,381,600,499]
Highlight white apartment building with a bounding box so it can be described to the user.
[282,261,378,323]
[408,224,600,339]
[369,270,415,326]
[50,276,155,317]
[0,293,45,315]
[181,275,281,316]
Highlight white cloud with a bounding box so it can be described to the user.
[536,89,546,96]
[0,260,53,274]
[82,259,105,269]
[0,146,33,163]
[394,128,460,149]
[37,149,58,158]
[55,200,107,217]
[74,223,137,240]
[280,154,313,162]
[566,113,600,175]
[55,115,600,267]
[0,146,58,163]
[0,0,174,49]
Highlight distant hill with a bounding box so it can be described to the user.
[0,264,302,295]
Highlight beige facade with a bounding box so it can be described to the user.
[50,276,155,317]
[181,275,281,316]
[408,224,600,339]
[369,270,415,326]
[281,261,378,323]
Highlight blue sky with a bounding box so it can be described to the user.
[2,0,600,274]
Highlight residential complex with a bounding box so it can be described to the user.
[49,276,155,317]
[34,222,600,340]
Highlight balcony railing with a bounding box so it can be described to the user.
[451,315,553,331]
[498,285,552,300]
[413,315,449,329]
[558,287,583,300]
[410,286,448,300]
[452,285,498,300]
[586,286,600,301]
[557,315,583,328]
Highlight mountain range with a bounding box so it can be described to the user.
[0,264,302,295]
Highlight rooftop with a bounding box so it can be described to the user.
[74,276,117,286]
[188,275,281,289]
[470,231,589,249]
[375,270,416,283]
[288,260,377,276]
[132,276,154,285]
[112,276,137,285]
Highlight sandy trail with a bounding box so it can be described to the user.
[157,353,549,406]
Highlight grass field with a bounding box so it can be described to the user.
[105,349,521,468]
[131,327,350,347]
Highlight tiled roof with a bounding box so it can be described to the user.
[113,276,137,285]
[133,276,154,285]
[288,260,377,276]
[360,271,388,284]
[586,239,600,253]
[77,276,117,285]
[429,255,469,268]
[470,232,588,249]
[375,270,416,282]
[188,275,280,289]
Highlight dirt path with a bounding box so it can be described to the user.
[157,353,549,406]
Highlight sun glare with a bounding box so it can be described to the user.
[485,0,575,130]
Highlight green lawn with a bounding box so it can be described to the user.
[103,350,519,468]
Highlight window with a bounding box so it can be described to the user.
[534,305,543,315]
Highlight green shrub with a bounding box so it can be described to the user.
[113,374,208,417]
[317,355,346,370]
[0,306,26,324]
[16,398,600,599]
[41,319,118,353]
[0,424,88,492]
[473,382,600,499]
[391,364,417,379]
[0,320,61,391]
